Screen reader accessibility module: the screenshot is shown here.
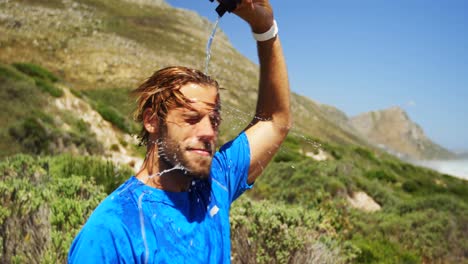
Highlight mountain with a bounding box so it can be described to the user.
[0,0,369,161]
[2,0,450,161]
[456,152,468,159]
[349,106,455,160]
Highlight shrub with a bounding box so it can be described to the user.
[282,135,301,151]
[320,142,342,160]
[325,178,346,197]
[0,64,31,81]
[365,169,397,183]
[110,144,120,151]
[402,180,419,193]
[49,155,133,194]
[12,62,59,82]
[34,78,63,97]
[8,117,51,155]
[330,149,342,160]
[82,87,138,135]
[69,88,83,98]
[354,147,378,163]
[352,235,420,264]
[356,177,397,207]
[273,149,303,162]
[94,103,133,134]
[397,194,468,215]
[230,197,348,264]
[0,155,107,263]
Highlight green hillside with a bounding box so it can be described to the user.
[0,0,369,147]
[1,0,467,263]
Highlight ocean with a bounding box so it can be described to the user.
[412,159,468,181]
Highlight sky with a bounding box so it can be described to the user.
[166,0,468,152]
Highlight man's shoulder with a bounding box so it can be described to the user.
[69,178,143,261]
[89,178,140,224]
[217,131,249,153]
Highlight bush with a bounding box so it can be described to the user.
[8,117,51,155]
[397,194,468,215]
[7,115,103,156]
[365,169,397,183]
[34,78,63,97]
[0,64,31,82]
[49,155,133,194]
[273,149,304,162]
[94,103,133,134]
[352,236,420,264]
[402,180,419,193]
[354,147,378,163]
[324,178,346,197]
[320,142,343,160]
[83,87,138,135]
[282,135,301,151]
[230,197,349,264]
[69,88,83,98]
[0,155,107,263]
[356,177,397,207]
[12,62,59,82]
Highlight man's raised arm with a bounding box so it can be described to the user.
[234,0,291,184]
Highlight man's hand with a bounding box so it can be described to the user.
[234,0,274,33]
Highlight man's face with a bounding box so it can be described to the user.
[158,83,220,178]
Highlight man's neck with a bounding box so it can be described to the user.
[136,159,193,192]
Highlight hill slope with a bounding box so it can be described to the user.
[0,0,368,149]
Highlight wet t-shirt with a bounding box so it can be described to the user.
[68,132,252,263]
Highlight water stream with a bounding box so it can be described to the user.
[204,16,221,74]
[147,164,186,178]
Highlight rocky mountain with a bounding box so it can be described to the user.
[0,0,454,162]
[0,0,370,163]
[349,106,455,160]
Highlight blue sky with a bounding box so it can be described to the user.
[167,0,468,152]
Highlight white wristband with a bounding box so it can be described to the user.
[252,20,278,42]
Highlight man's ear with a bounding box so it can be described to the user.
[143,108,158,133]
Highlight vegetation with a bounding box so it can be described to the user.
[12,63,63,97]
[1,1,467,263]
[12,63,59,83]
[1,134,467,263]
[83,88,139,134]
[0,62,104,158]
[249,134,468,263]
[0,155,110,263]
[231,197,355,264]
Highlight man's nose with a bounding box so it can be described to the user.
[196,115,216,140]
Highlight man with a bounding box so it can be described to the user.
[68,0,290,262]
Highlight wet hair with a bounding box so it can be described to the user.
[131,66,220,146]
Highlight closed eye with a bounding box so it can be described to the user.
[185,117,201,124]
[182,110,200,123]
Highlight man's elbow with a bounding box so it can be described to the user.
[274,113,293,137]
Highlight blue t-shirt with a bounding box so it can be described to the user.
[68,132,252,263]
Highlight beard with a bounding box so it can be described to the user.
[157,132,215,179]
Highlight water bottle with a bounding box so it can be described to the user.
[209,0,241,17]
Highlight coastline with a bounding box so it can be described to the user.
[411,159,468,181]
